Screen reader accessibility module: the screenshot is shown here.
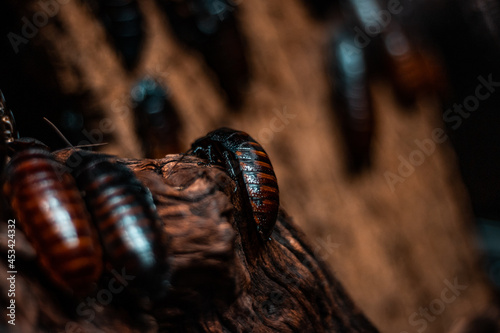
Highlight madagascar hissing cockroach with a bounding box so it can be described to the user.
[131,77,182,158]
[68,150,169,296]
[87,0,144,69]
[382,23,447,105]
[330,24,374,171]
[156,0,250,108]
[190,127,279,241]
[2,146,103,294]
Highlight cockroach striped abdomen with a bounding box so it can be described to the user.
[330,24,374,171]
[191,127,279,241]
[3,148,103,294]
[68,151,169,296]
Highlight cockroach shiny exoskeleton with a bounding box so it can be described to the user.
[130,77,182,158]
[329,24,375,171]
[67,150,170,297]
[3,147,103,294]
[190,128,279,241]
[1,90,103,295]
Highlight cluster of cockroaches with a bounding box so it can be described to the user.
[0,90,279,299]
[318,0,448,171]
[1,91,169,297]
[82,0,248,158]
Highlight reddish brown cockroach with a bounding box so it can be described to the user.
[3,147,103,294]
[68,150,169,297]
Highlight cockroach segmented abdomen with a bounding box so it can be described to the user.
[69,151,169,297]
[191,128,280,241]
[330,24,374,171]
[235,140,279,239]
[3,149,103,294]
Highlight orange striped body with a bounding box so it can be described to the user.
[192,128,279,240]
[69,152,168,296]
[383,25,447,104]
[3,149,102,293]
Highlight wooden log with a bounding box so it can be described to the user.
[0,151,378,332]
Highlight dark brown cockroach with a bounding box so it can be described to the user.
[86,0,144,70]
[2,146,103,294]
[190,127,279,241]
[156,0,250,108]
[68,150,169,296]
[330,24,374,171]
[130,77,182,158]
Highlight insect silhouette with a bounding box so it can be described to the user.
[342,0,446,104]
[157,0,250,108]
[3,145,103,294]
[330,24,374,171]
[191,128,279,241]
[381,23,447,105]
[131,77,182,158]
[86,0,144,70]
[68,150,169,296]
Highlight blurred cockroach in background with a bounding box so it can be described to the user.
[85,0,145,70]
[342,0,448,105]
[156,0,250,108]
[321,0,449,172]
[380,23,448,105]
[131,77,182,158]
[68,150,170,298]
[1,90,170,299]
[191,127,280,241]
[329,24,374,172]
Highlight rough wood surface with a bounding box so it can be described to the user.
[0,151,377,332]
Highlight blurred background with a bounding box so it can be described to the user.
[1,0,500,331]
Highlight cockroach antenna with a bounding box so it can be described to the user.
[43,117,108,149]
[43,117,74,147]
[165,148,192,181]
